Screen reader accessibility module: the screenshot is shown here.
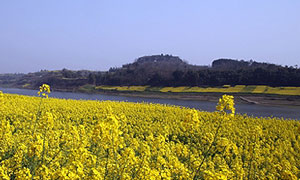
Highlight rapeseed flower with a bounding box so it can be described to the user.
[0,90,298,179]
[216,94,235,116]
[37,84,51,98]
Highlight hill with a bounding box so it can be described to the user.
[89,55,300,87]
[101,54,208,86]
[1,54,300,90]
[0,69,91,91]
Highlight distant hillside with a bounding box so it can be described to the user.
[90,55,300,87]
[1,54,300,90]
[212,59,281,70]
[0,69,91,90]
[101,54,208,86]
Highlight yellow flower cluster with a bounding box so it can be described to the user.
[0,91,3,105]
[216,94,235,116]
[96,85,300,96]
[0,91,299,179]
[37,84,51,98]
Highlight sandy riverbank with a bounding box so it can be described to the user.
[76,89,300,107]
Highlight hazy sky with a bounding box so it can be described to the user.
[0,0,299,73]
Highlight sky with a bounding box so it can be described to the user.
[0,0,299,73]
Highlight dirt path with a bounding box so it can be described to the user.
[239,96,259,104]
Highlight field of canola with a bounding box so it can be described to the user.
[0,86,300,179]
[95,85,300,96]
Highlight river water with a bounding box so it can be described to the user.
[1,87,299,120]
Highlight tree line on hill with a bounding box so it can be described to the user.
[87,55,300,87]
[1,54,300,89]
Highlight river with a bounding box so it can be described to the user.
[0,87,299,120]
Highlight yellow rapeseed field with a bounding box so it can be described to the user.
[95,85,300,96]
[95,86,149,92]
[0,85,299,179]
